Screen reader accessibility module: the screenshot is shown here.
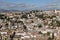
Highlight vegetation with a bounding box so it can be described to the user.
[38,24,42,28]
[23,25,27,30]
[10,32,16,40]
[47,32,50,36]
[0,14,7,19]
[47,33,54,40]
[35,14,44,19]
[52,33,54,39]
[56,21,60,27]
[47,37,53,40]
[21,14,28,19]
[39,31,42,34]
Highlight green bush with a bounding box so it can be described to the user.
[47,37,53,40]
[38,24,42,28]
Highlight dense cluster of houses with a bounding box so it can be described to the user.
[0,10,60,40]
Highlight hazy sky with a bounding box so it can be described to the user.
[0,0,60,10]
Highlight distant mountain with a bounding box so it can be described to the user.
[0,8,60,13]
[0,9,21,12]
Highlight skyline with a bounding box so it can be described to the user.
[0,0,60,10]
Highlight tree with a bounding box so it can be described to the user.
[38,24,42,28]
[23,25,27,30]
[35,14,44,19]
[47,32,50,36]
[0,25,2,28]
[39,31,42,34]
[52,33,54,39]
[47,37,53,40]
[10,32,16,40]
[47,33,54,40]
[21,14,28,19]
[56,21,60,27]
